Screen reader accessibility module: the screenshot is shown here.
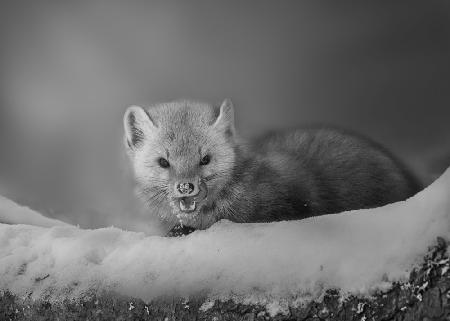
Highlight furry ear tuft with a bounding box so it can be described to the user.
[213,99,235,136]
[123,105,156,149]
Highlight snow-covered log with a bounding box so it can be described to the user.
[0,168,449,319]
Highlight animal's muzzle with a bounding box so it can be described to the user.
[172,180,208,213]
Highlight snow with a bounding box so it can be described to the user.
[0,167,449,313]
[0,195,69,228]
[199,299,215,312]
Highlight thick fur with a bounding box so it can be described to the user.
[124,99,422,230]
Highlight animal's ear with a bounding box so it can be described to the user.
[213,98,235,136]
[123,105,156,149]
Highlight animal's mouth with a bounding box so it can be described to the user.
[173,181,208,214]
[178,197,197,212]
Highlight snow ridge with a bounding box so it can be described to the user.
[0,168,449,309]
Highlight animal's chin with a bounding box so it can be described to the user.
[169,198,206,226]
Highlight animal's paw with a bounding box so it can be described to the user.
[166,225,196,237]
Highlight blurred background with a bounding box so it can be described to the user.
[0,0,449,232]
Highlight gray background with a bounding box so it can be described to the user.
[0,1,449,231]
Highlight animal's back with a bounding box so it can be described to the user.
[245,127,422,219]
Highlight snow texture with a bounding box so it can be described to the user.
[0,168,449,312]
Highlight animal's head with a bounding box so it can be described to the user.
[123,99,237,228]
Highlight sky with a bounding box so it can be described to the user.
[0,0,449,229]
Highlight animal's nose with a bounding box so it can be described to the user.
[176,182,195,195]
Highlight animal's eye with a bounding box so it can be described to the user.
[200,155,211,166]
[158,158,170,168]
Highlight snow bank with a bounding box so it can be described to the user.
[0,168,449,309]
[0,195,69,228]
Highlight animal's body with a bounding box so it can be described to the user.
[123,99,422,230]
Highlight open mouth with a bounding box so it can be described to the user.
[173,181,208,214]
[179,197,197,212]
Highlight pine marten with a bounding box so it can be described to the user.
[123,99,422,231]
